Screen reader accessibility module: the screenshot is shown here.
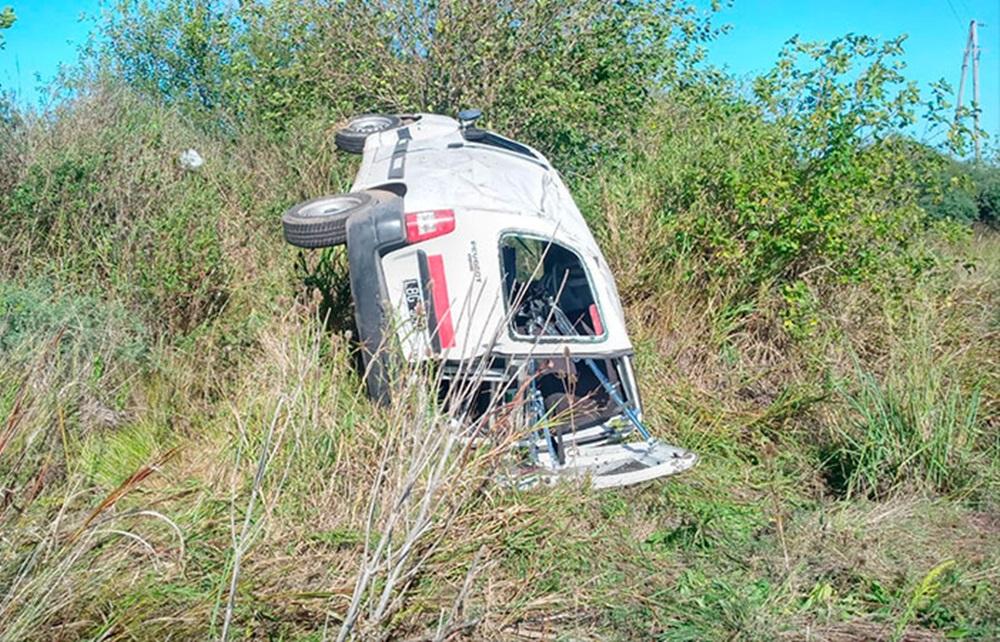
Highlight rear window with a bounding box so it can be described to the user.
[500,235,605,340]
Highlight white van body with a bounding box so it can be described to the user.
[341,113,696,488]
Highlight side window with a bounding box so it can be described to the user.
[500,235,604,338]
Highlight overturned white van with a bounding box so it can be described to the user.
[281,111,696,488]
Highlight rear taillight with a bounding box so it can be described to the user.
[405,209,455,243]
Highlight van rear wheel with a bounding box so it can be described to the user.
[282,190,387,248]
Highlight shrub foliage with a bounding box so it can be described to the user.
[95,0,719,171]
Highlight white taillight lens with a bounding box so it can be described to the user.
[405,209,455,243]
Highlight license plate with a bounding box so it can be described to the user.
[403,278,426,327]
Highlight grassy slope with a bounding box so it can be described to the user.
[0,87,998,641]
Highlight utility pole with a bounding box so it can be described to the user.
[955,20,982,161]
[971,20,980,162]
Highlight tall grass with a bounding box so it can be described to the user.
[1,249,997,639]
[827,369,982,499]
[0,302,174,640]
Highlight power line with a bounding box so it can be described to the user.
[945,0,964,29]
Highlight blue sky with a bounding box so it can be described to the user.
[1,0,997,143]
[703,0,1000,145]
[0,1,97,102]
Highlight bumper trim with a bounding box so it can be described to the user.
[346,191,406,403]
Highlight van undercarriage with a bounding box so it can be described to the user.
[438,352,697,489]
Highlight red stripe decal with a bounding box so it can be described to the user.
[427,254,455,349]
[588,303,604,336]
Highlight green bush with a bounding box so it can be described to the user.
[2,88,248,333]
[96,0,718,172]
[914,145,1000,226]
[973,164,1000,226]
[0,6,14,49]
[579,35,965,309]
[0,279,147,361]
[1,88,377,345]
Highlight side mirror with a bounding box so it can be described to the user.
[457,108,482,129]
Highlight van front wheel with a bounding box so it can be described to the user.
[334,114,401,153]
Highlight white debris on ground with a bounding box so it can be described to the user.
[179,148,204,171]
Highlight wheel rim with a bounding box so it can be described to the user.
[349,115,393,134]
[300,195,362,218]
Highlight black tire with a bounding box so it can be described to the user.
[334,114,402,153]
[282,191,383,249]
